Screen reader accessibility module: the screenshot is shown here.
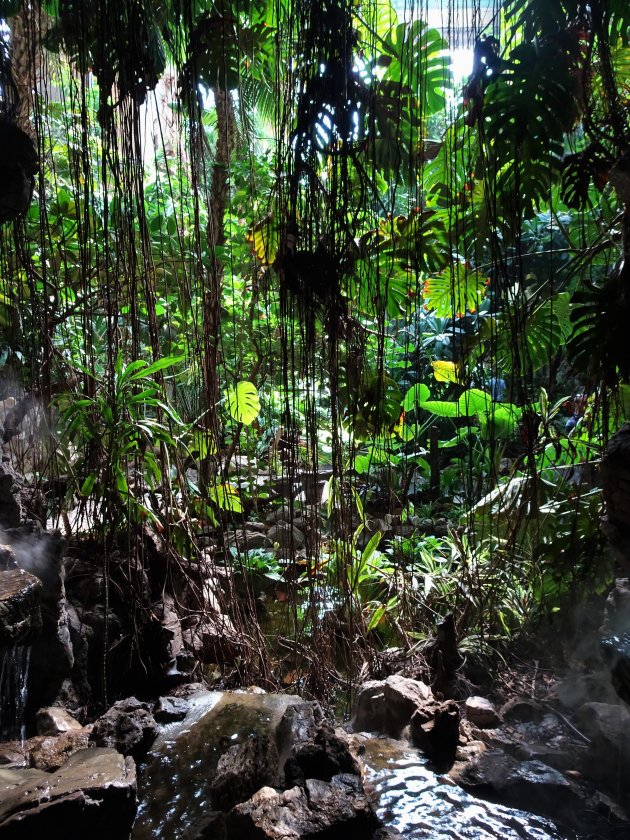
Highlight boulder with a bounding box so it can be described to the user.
[464,696,500,728]
[29,729,91,771]
[211,733,280,812]
[277,702,325,762]
[0,747,136,839]
[267,522,305,549]
[456,749,585,825]
[227,530,273,551]
[89,697,158,759]
[0,462,22,528]
[0,742,28,768]
[265,504,297,526]
[153,695,189,722]
[227,774,378,840]
[352,675,433,737]
[552,671,620,711]
[572,702,630,799]
[0,568,42,645]
[133,691,302,839]
[410,699,460,769]
[603,578,630,634]
[284,723,360,788]
[499,696,545,724]
[36,706,83,736]
[0,544,17,570]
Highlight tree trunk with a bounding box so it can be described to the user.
[203,87,236,450]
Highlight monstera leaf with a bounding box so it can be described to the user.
[368,19,452,179]
[482,40,582,214]
[568,263,630,383]
[423,262,488,319]
[227,381,261,425]
[247,214,282,266]
[368,208,451,275]
[344,373,402,440]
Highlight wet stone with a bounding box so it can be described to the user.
[153,695,189,722]
[464,696,501,728]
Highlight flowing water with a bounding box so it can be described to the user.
[0,644,31,742]
[132,689,578,840]
[132,690,301,839]
[357,735,573,840]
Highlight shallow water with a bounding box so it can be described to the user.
[133,690,576,840]
[132,690,300,839]
[357,735,572,840]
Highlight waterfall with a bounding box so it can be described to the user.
[0,644,32,742]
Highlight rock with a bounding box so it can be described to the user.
[227,774,378,840]
[499,696,544,723]
[29,729,92,771]
[227,529,273,551]
[572,702,630,798]
[89,697,158,759]
[600,631,630,706]
[0,462,22,528]
[410,699,460,769]
[0,742,28,768]
[265,504,297,526]
[284,723,360,788]
[456,749,585,824]
[153,593,184,662]
[0,747,136,839]
[36,706,83,736]
[243,521,267,534]
[0,568,42,645]
[352,675,433,737]
[182,612,241,663]
[13,525,74,719]
[601,424,630,573]
[604,578,630,634]
[134,691,303,839]
[211,733,279,811]
[464,696,500,728]
[189,810,227,839]
[267,522,305,549]
[0,545,17,570]
[277,702,325,764]
[153,695,189,722]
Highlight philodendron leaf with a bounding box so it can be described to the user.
[418,399,459,417]
[227,381,261,425]
[403,383,430,412]
[208,483,243,513]
[431,360,462,383]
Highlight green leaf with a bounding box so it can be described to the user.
[128,355,184,381]
[419,399,459,417]
[227,381,261,425]
[362,531,382,566]
[367,603,387,632]
[208,483,243,513]
[457,389,492,417]
[191,428,217,460]
[403,383,430,412]
[80,473,97,497]
[423,262,487,318]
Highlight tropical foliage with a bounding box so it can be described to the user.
[0,0,628,690]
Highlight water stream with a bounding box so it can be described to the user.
[0,644,31,742]
[132,690,578,840]
[133,690,301,839]
[357,735,572,840]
